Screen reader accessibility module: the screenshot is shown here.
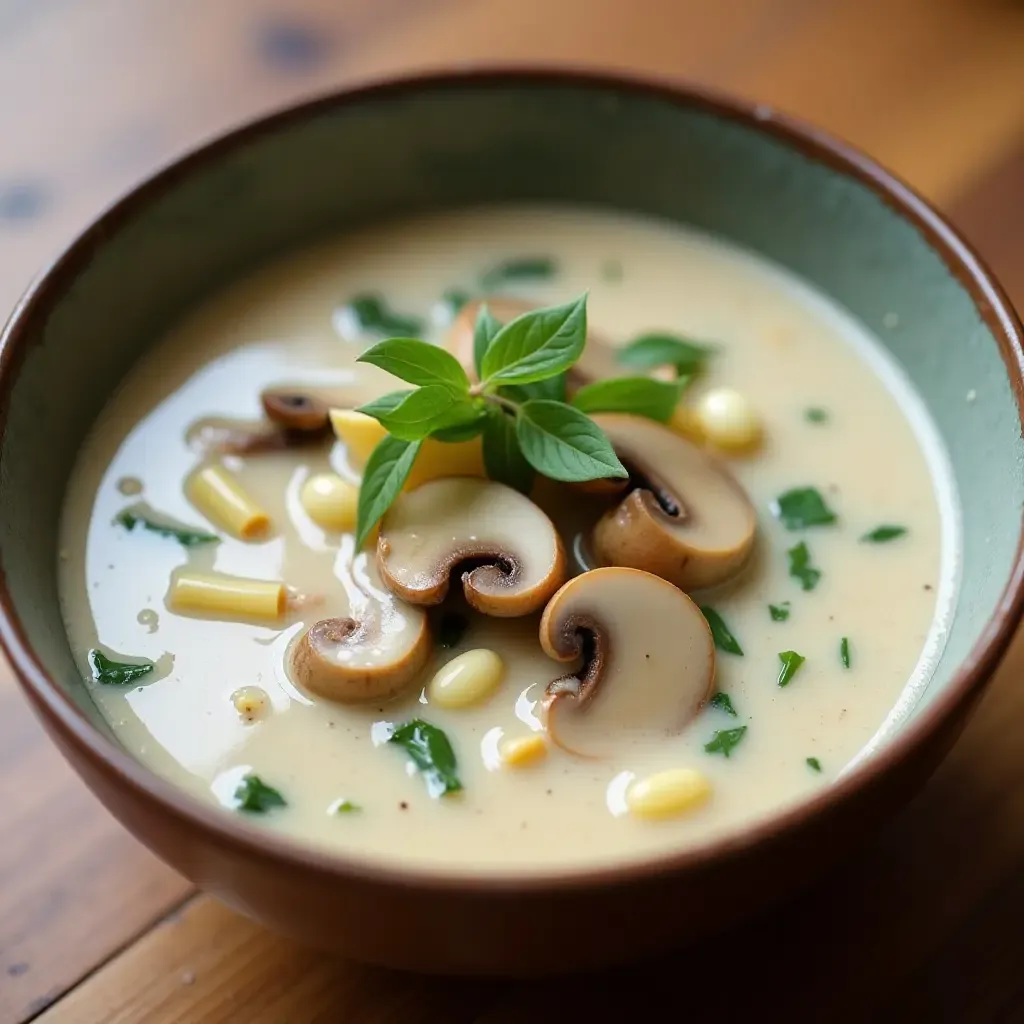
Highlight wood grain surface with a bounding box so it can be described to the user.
[1,1,1023,1021]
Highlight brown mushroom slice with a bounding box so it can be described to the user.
[589,414,756,590]
[260,386,336,434]
[445,298,621,387]
[540,567,715,757]
[378,478,566,616]
[290,553,430,702]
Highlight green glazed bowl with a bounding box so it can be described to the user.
[2,70,1022,975]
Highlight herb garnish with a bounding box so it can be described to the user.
[234,774,286,813]
[708,691,738,717]
[344,294,424,337]
[804,408,828,424]
[777,650,806,687]
[572,375,682,422]
[787,541,822,591]
[772,487,837,530]
[840,637,851,669]
[89,648,155,686]
[769,602,791,622]
[700,606,744,656]
[115,507,218,548]
[388,719,462,797]
[806,757,822,772]
[705,726,747,758]
[353,296,676,546]
[436,611,469,649]
[480,256,556,291]
[329,798,362,814]
[441,288,471,316]
[861,524,908,543]
[616,333,710,375]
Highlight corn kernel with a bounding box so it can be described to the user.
[300,472,358,532]
[694,387,761,451]
[500,733,548,768]
[231,685,270,723]
[428,649,503,708]
[626,768,711,820]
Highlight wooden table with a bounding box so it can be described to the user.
[2,1,1024,1020]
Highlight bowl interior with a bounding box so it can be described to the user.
[2,75,1020,754]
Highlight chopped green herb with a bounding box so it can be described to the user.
[388,719,462,797]
[616,333,710,376]
[806,757,822,772]
[769,602,791,622]
[804,407,828,424]
[787,541,822,591]
[840,636,851,669]
[234,774,286,813]
[571,375,682,422]
[699,606,743,656]
[345,294,424,337]
[704,726,747,758]
[115,507,218,548]
[708,691,738,717]
[436,612,469,649]
[601,259,623,282]
[480,256,556,291]
[772,487,837,530]
[329,798,361,814]
[861,524,908,543]
[441,288,471,315]
[777,650,806,687]
[89,648,155,686]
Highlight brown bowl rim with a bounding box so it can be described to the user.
[1,66,1023,892]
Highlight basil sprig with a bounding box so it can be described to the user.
[352,295,676,547]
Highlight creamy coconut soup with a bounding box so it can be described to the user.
[57,207,953,872]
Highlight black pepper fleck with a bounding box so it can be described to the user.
[399,801,408,810]
[924,583,933,591]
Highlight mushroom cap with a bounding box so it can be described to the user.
[445,298,621,387]
[289,552,431,702]
[540,567,715,757]
[378,478,567,617]
[589,414,756,591]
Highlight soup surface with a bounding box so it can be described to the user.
[58,206,954,873]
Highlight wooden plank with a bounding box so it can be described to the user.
[32,898,498,1024]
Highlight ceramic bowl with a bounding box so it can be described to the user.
[2,70,1022,976]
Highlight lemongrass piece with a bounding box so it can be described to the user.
[168,571,285,622]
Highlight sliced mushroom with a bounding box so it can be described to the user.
[540,567,715,757]
[261,386,334,434]
[446,298,621,387]
[378,478,566,616]
[589,414,756,591]
[290,546,430,702]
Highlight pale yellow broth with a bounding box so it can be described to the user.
[57,206,955,873]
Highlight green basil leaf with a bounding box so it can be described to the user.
[571,376,680,422]
[89,648,155,686]
[473,304,503,379]
[430,415,487,443]
[234,774,286,813]
[355,389,413,418]
[329,798,361,814]
[699,606,744,656]
[355,436,422,548]
[805,407,828,424]
[357,338,470,395]
[480,256,556,291]
[860,524,908,543]
[769,602,791,621]
[708,691,738,717]
[806,757,822,772]
[356,386,467,442]
[500,374,568,404]
[480,295,587,386]
[482,408,535,494]
[115,506,219,548]
[388,718,462,797]
[772,487,837,529]
[343,294,424,337]
[617,333,710,375]
[787,541,821,591]
[704,726,747,758]
[777,650,806,687]
[515,400,628,483]
[840,636,851,668]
